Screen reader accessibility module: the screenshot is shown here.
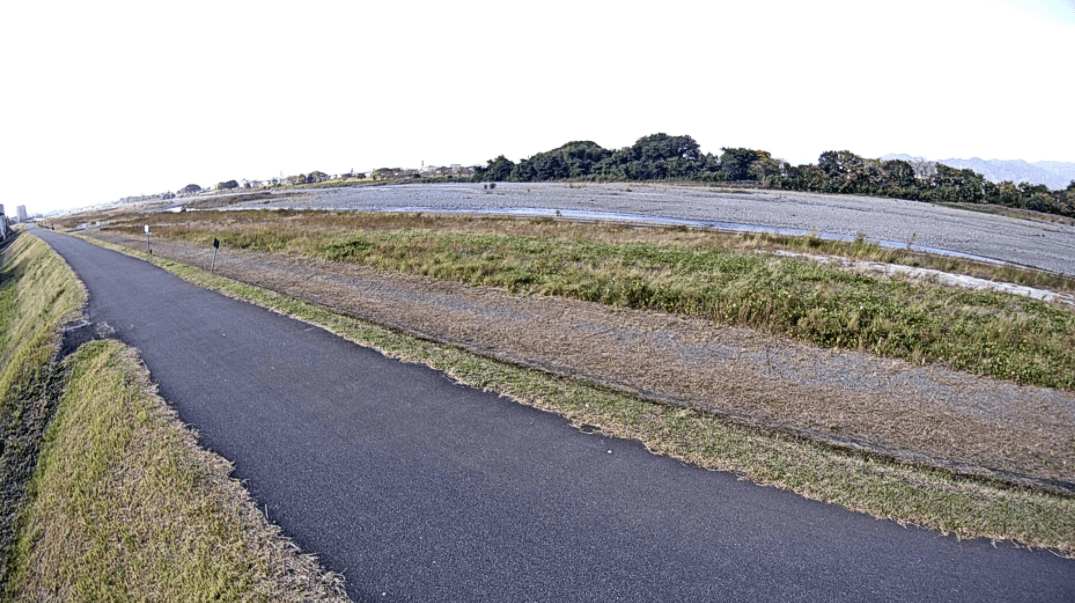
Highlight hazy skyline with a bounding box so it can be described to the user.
[3,0,1073,215]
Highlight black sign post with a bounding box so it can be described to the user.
[211,238,220,274]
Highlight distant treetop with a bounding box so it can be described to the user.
[470,134,1074,218]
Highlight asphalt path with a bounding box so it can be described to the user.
[35,229,1075,602]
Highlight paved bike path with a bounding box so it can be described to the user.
[36,230,1074,602]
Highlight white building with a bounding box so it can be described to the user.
[17,205,28,222]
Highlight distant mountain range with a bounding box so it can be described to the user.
[881,154,1075,190]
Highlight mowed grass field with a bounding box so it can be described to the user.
[0,233,348,602]
[106,210,1075,390]
[78,218,1075,557]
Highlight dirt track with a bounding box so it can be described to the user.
[90,231,1075,490]
[219,182,1075,275]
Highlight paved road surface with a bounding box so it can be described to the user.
[35,229,1075,602]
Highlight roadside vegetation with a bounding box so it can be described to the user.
[0,233,348,601]
[104,210,1075,391]
[80,234,1075,556]
[6,340,348,602]
[0,234,82,588]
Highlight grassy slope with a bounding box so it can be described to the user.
[1,233,349,602]
[0,234,82,400]
[0,234,83,588]
[82,233,1075,557]
[6,341,348,602]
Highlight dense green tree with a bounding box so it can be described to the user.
[718,147,767,181]
[880,160,917,189]
[929,165,986,203]
[472,135,1072,218]
[564,141,613,177]
[779,164,826,191]
[748,154,787,186]
[1060,183,1075,215]
[1018,182,1050,196]
[511,141,609,181]
[474,155,515,181]
[596,133,706,180]
[989,181,1022,207]
[631,133,703,164]
[817,150,868,193]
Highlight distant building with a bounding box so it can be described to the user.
[371,167,419,180]
[0,204,5,216]
[16,205,28,222]
[419,165,453,178]
[417,164,477,179]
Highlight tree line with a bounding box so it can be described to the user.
[472,134,1075,218]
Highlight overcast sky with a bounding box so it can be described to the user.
[3,0,1073,215]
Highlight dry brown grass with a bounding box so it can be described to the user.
[7,340,350,602]
[0,234,84,589]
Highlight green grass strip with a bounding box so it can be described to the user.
[324,230,1075,389]
[0,235,82,400]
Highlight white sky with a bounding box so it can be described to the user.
[2,0,1073,215]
